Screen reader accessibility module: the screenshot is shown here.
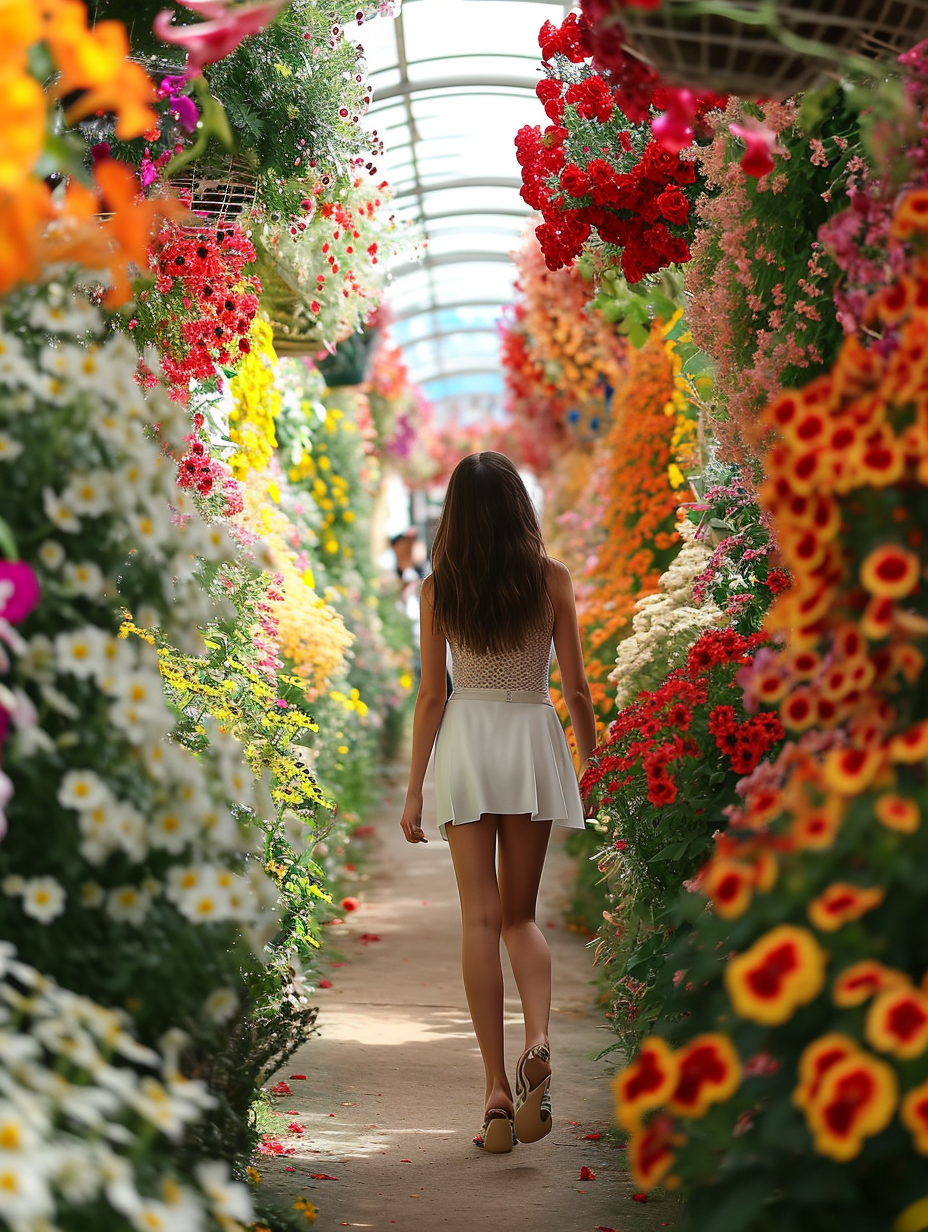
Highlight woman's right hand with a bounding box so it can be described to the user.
[400,796,428,844]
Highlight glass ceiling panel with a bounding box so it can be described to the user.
[355,0,564,415]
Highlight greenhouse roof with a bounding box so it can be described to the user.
[358,0,566,416]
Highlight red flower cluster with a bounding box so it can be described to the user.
[144,217,260,400]
[175,411,243,515]
[708,704,785,775]
[515,12,711,279]
[582,629,771,806]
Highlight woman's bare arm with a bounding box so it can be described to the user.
[548,558,597,772]
[400,575,447,843]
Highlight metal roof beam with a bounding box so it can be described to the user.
[391,298,508,322]
[389,251,514,279]
[394,176,522,199]
[373,75,539,101]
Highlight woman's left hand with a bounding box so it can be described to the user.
[400,798,428,844]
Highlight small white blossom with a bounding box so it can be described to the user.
[58,769,108,812]
[42,488,80,533]
[61,561,105,600]
[105,886,151,928]
[0,432,23,463]
[21,876,66,924]
[37,540,65,570]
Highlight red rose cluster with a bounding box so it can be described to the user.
[144,217,261,401]
[708,704,785,776]
[517,13,707,279]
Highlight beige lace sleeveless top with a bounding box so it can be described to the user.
[449,593,554,692]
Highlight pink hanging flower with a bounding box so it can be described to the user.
[153,0,289,76]
[729,121,783,179]
[652,87,696,155]
[0,562,40,625]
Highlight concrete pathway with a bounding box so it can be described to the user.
[257,766,679,1232]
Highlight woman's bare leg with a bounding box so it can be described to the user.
[446,814,512,1114]
[498,814,553,1084]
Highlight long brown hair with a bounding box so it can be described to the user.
[430,452,548,653]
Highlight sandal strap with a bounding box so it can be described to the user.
[515,1044,551,1099]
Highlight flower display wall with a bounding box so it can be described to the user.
[608,192,928,1228]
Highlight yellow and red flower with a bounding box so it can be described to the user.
[859,544,920,600]
[891,187,928,239]
[790,796,845,850]
[807,882,885,933]
[832,961,911,1008]
[804,1051,898,1161]
[703,858,755,920]
[889,720,928,764]
[724,925,828,1026]
[865,987,928,1059]
[613,1036,679,1131]
[900,1077,928,1154]
[874,792,921,834]
[821,746,885,796]
[667,1034,742,1119]
[792,1033,859,1112]
[627,1113,684,1190]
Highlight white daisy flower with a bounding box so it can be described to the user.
[0,332,32,388]
[62,560,106,600]
[1,875,25,896]
[110,671,164,713]
[109,696,172,745]
[149,807,194,855]
[37,540,65,571]
[57,768,108,812]
[21,876,66,924]
[42,487,81,533]
[28,286,98,335]
[64,472,111,518]
[203,987,238,1025]
[0,432,22,463]
[195,1160,254,1222]
[110,804,148,863]
[105,886,151,928]
[80,882,105,908]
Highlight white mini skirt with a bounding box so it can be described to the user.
[432,687,587,842]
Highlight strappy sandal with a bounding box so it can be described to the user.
[472,1108,516,1153]
[514,1044,552,1143]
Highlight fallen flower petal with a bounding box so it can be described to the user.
[360,933,381,943]
[579,1166,596,1180]
[309,1173,339,1180]
[582,1132,602,1140]
[632,1192,649,1203]
[318,979,333,988]
[288,1122,305,1134]
[270,1081,292,1095]
[290,1074,307,1080]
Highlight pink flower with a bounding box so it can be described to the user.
[729,121,783,179]
[0,562,40,625]
[652,88,696,155]
[153,0,289,75]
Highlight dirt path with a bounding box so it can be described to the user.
[258,766,679,1231]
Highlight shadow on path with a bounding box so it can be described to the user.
[258,767,679,1232]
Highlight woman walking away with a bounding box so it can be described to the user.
[399,452,596,1155]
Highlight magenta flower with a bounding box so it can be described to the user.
[0,562,40,625]
[153,0,289,75]
[729,121,782,179]
[168,93,200,132]
[651,87,696,155]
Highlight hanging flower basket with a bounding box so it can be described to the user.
[618,0,928,98]
[168,155,260,222]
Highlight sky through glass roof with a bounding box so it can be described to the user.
[356,0,569,418]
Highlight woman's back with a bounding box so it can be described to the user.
[448,592,554,693]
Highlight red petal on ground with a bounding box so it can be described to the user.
[287,1122,305,1133]
[579,1166,596,1180]
[285,1167,295,1172]
[360,933,381,943]
[582,1132,602,1140]
[632,1193,649,1202]
[331,962,345,967]
[318,979,333,988]
[568,1120,580,1126]
[289,1074,307,1080]
[310,1173,339,1180]
[546,921,557,928]
[400,1159,411,1163]
[597,1227,618,1231]
[270,1082,292,1095]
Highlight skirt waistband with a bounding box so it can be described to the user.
[449,687,553,705]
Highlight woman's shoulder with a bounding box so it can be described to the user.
[543,556,572,588]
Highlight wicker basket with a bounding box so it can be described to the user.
[168,155,260,222]
[620,0,928,98]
